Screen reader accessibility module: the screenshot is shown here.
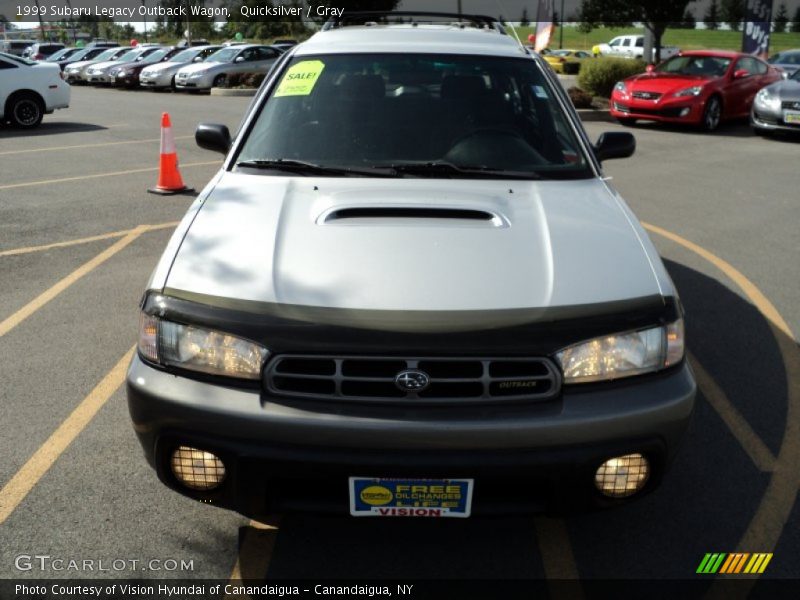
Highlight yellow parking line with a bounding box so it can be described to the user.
[0,160,220,191]
[0,226,147,338]
[0,136,193,156]
[642,222,795,341]
[0,345,135,525]
[689,353,777,472]
[534,517,583,595]
[225,519,281,597]
[645,223,799,591]
[0,222,179,258]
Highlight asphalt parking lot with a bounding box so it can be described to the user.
[1,85,799,594]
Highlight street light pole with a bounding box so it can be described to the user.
[559,0,565,49]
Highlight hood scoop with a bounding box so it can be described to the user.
[319,206,505,226]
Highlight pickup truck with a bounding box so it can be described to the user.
[593,35,680,62]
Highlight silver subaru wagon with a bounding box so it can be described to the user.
[127,13,696,519]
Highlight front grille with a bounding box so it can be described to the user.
[782,100,800,110]
[265,355,561,405]
[632,91,662,100]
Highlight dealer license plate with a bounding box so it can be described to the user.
[349,477,473,518]
[784,110,800,125]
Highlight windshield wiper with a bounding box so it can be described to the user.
[235,159,394,177]
[375,161,542,179]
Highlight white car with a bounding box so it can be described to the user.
[174,44,281,90]
[140,45,222,90]
[594,35,680,62]
[0,52,70,128]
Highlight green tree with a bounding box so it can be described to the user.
[578,0,695,62]
[704,0,720,30]
[791,5,800,33]
[672,8,696,28]
[720,0,743,32]
[520,8,530,27]
[773,2,788,33]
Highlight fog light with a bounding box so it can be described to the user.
[170,446,225,490]
[594,453,649,498]
[680,107,690,117]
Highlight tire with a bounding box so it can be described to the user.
[701,96,722,132]
[616,117,637,126]
[170,75,177,91]
[8,93,44,129]
[212,74,226,88]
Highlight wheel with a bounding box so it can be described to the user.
[701,96,722,132]
[8,93,44,129]
[212,74,226,88]
[616,117,637,126]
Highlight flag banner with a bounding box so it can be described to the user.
[534,0,555,52]
[742,0,774,59]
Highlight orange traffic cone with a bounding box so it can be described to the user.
[148,112,194,195]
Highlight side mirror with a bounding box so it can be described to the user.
[594,132,636,162]
[234,56,245,63]
[645,64,655,73]
[734,69,750,79]
[195,123,231,155]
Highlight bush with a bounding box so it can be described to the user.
[577,57,647,98]
[567,87,594,109]
[219,72,267,89]
[562,61,582,75]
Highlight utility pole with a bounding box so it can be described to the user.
[142,0,148,42]
[185,0,192,46]
[457,0,462,17]
[559,0,565,49]
[33,0,45,40]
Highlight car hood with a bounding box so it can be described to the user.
[178,61,225,75]
[66,59,97,70]
[624,72,718,94]
[88,60,121,71]
[768,78,800,99]
[143,61,183,73]
[163,175,663,327]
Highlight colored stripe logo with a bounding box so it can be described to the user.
[697,553,773,574]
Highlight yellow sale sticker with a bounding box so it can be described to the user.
[274,60,325,97]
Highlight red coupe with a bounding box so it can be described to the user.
[610,50,782,131]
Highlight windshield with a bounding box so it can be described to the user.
[237,54,591,180]
[92,48,119,62]
[46,48,76,62]
[171,48,201,62]
[114,49,139,62]
[792,69,800,82]
[205,47,239,63]
[143,48,169,62]
[656,55,731,77]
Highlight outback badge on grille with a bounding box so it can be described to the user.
[394,369,430,392]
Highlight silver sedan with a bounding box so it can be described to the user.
[139,45,221,90]
[174,44,282,91]
[752,68,800,135]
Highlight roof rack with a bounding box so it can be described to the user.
[321,11,508,35]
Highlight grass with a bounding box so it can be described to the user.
[514,26,800,54]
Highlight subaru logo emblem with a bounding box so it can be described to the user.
[395,369,430,392]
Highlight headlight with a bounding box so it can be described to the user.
[138,314,268,380]
[755,88,781,110]
[555,319,685,384]
[613,81,628,95]
[673,86,703,97]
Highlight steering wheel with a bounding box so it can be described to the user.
[444,128,547,167]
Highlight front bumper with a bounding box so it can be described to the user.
[127,355,696,517]
[751,105,800,133]
[610,96,704,125]
[174,76,212,89]
[140,72,172,88]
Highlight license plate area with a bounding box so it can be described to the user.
[783,110,800,124]
[349,477,473,518]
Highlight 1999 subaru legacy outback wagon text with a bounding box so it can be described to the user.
[127,12,696,518]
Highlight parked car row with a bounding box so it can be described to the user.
[61,43,284,91]
[609,50,799,137]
